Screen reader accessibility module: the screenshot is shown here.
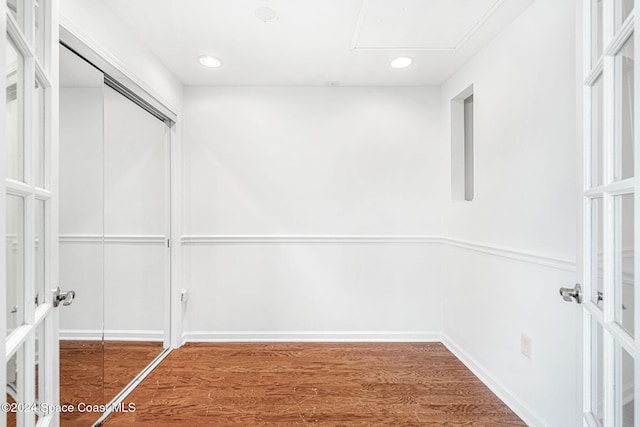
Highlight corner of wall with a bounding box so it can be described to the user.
[442,334,552,427]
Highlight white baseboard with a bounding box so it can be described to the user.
[442,334,548,427]
[183,330,443,343]
[60,329,164,341]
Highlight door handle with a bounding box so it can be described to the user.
[559,283,582,304]
[53,287,76,307]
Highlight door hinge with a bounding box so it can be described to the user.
[167,238,171,248]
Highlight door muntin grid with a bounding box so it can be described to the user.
[584,0,637,425]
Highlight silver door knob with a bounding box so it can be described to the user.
[53,286,76,307]
[559,283,582,304]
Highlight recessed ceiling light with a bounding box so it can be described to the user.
[199,55,222,68]
[255,6,277,22]
[391,57,413,69]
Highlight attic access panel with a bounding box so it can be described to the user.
[352,0,502,51]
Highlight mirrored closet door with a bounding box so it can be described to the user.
[59,43,105,427]
[58,43,170,426]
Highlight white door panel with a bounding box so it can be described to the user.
[2,1,60,427]
[581,0,638,425]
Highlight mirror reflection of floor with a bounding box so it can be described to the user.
[6,394,15,427]
[60,340,163,426]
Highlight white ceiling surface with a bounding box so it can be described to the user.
[102,0,535,86]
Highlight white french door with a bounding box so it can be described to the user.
[583,0,638,425]
[2,1,59,427]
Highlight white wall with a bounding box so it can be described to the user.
[181,86,444,337]
[183,87,443,235]
[440,0,579,425]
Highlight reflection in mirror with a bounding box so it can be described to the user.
[102,86,166,402]
[59,43,105,427]
[6,350,18,427]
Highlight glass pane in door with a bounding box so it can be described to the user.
[6,195,24,337]
[34,79,46,188]
[6,0,22,28]
[591,198,605,306]
[35,200,45,307]
[617,345,635,425]
[592,76,604,187]
[592,0,604,66]
[615,193,634,335]
[35,322,45,423]
[615,36,634,181]
[615,0,634,30]
[6,37,24,182]
[592,318,605,424]
[35,0,46,64]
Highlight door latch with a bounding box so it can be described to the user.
[53,287,76,308]
[559,283,582,304]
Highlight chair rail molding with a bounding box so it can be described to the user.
[179,234,576,272]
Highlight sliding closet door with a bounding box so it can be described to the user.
[58,43,105,426]
[58,45,170,421]
[102,85,168,402]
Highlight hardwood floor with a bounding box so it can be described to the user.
[60,340,163,426]
[103,342,525,426]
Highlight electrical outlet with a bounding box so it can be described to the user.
[521,334,532,359]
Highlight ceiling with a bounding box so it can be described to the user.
[102,0,535,86]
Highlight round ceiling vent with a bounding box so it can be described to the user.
[255,6,277,23]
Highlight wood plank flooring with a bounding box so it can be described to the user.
[60,340,163,426]
[103,342,525,426]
